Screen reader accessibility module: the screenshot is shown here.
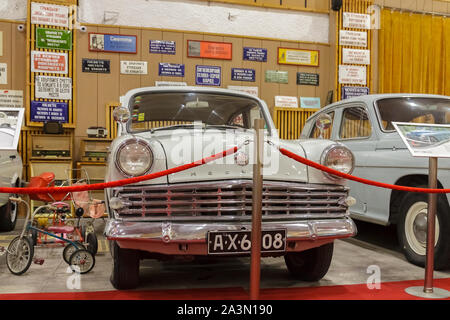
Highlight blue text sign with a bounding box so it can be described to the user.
[159,63,185,77]
[243,47,267,62]
[231,68,255,82]
[195,65,221,86]
[150,40,176,54]
[30,101,68,123]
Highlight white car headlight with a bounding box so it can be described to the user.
[320,144,354,180]
[115,139,153,177]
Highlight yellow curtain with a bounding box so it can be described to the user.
[379,9,450,95]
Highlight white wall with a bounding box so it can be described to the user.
[78,0,329,43]
[0,0,27,21]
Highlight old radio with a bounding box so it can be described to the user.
[30,134,72,159]
[80,138,112,162]
[87,126,108,138]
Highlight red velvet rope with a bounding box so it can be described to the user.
[0,146,238,195]
[279,147,450,194]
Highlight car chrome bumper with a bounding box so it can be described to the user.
[105,217,357,243]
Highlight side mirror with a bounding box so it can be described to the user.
[315,113,332,139]
[113,106,130,136]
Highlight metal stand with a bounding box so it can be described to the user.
[250,119,264,300]
[406,157,450,299]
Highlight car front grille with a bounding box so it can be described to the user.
[112,180,349,220]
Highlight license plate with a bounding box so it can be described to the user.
[207,229,286,255]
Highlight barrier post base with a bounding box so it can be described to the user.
[405,286,450,299]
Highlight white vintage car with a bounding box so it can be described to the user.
[104,86,357,289]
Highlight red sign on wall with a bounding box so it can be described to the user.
[187,40,232,60]
[31,51,68,74]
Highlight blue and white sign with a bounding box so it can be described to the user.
[90,33,137,53]
[150,40,176,54]
[158,63,185,77]
[30,101,68,123]
[243,47,267,62]
[231,68,255,82]
[300,97,321,109]
[195,65,221,86]
[342,86,369,99]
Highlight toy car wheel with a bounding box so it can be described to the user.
[63,241,85,264]
[0,195,19,232]
[69,249,95,274]
[110,241,140,289]
[86,232,98,255]
[6,236,34,275]
[284,242,334,281]
[397,192,450,269]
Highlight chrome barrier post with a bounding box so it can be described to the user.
[405,157,450,298]
[250,118,264,300]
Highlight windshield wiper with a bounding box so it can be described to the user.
[150,124,197,133]
[205,124,247,131]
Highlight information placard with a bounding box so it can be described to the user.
[342,48,370,65]
[265,70,288,84]
[188,40,232,60]
[227,86,259,97]
[231,68,255,82]
[35,76,72,100]
[31,2,69,28]
[89,33,137,54]
[195,65,221,86]
[339,30,367,48]
[36,27,72,50]
[0,31,3,56]
[278,48,319,67]
[155,81,187,87]
[158,63,185,77]
[343,12,371,29]
[297,72,319,86]
[30,101,68,123]
[275,96,298,108]
[342,86,369,99]
[120,61,148,74]
[0,90,23,108]
[82,59,110,73]
[339,65,367,85]
[150,40,176,54]
[31,51,68,74]
[243,47,267,62]
[300,97,321,109]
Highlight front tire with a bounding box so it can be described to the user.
[397,192,450,269]
[6,236,34,275]
[110,241,140,289]
[0,196,18,232]
[284,242,334,281]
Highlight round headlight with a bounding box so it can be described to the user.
[320,144,354,180]
[115,139,153,177]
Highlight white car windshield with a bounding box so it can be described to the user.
[376,97,450,131]
[128,92,266,133]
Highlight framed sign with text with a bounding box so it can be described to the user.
[89,33,137,53]
[188,40,232,60]
[278,48,319,67]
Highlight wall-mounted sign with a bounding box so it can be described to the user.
[275,96,298,108]
[300,97,321,109]
[158,63,185,77]
[36,27,72,50]
[155,81,187,87]
[89,33,137,53]
[339,65,367,85]
[339,30,367,48]
[0,63,6,84]
[243,47,267,62]
[0,90,23,108]
[227,86,259,97]
[31,51,68,74]
[343,12,371,29]
[30,101,68,123]
[231,68,255,82]
[0,31,3,56]
[195,65,221,86]
[342,86,369,100]
[342,48,370,65]
[150,40,175,54]
[188,40,232,60]
[82,58,110,73]
[278,48,319,67]
[120,61,147,74]
[297,72,319,86]
[31,2,69,28]
[0,107,24,150]
[265,70,288,84]
[35,76,72,100]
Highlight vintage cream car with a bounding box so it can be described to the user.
[104,87,357,289]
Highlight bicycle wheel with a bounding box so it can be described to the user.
[69,249,95,274]
[6,236,34,275]
[63,241,85,264]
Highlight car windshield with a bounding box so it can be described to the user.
[376,97,450,131]
[128,91,267,133]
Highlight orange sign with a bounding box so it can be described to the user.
[187,40,232,60]
[31,51,68,74]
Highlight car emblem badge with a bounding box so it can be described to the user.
[235,151,249,166]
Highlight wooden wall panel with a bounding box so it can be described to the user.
[260,40,280,114]
[119,28,142,95]
[0,22,12,90]
[183,33,204,86]
[222,36,243,88]
[242,38,263,91]
[141,29,163,87]
[160,31,184,83]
